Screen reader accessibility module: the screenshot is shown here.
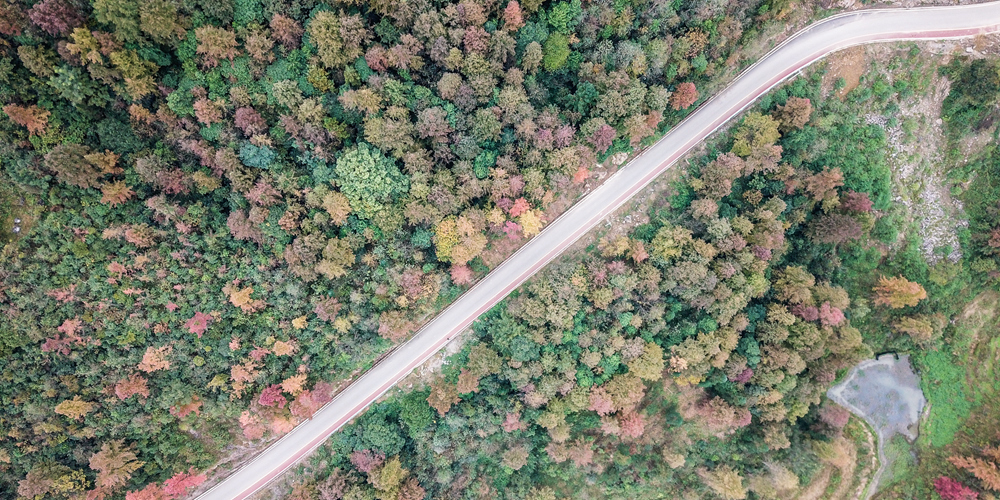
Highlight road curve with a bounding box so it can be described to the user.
[195,4,1000,499]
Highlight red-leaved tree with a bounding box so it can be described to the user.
[934,476,979,500]
[670,82,699,110]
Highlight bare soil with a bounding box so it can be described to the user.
[825,46,868,98]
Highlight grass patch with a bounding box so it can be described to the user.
[882,434,916,486]
[0,174,39,247]
[915,348,972,448]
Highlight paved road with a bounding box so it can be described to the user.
[195,4,1000,499]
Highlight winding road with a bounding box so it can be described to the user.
[195,4,1000,499]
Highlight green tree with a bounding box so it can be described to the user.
[93,0,140,43]
[334,143,409,219]
[542,33,570,72]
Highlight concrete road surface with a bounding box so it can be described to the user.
[195,4,1000,499]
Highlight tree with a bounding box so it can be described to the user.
[334,143,409,219]
[934,477,980,500]
[542,33,570,71]
[317,237,355,279]
[101,181,135,207]
[950,452,1000,492]
[841,190,873,212]
[270,14,302,48]
[317,469,349,500]
[259,384,288,408]
[522,41,543,73]
[184,312,213,337]
[775,97,812,132]
[138,345,172,373]
[162,469,207,497]
[503,1,524,31]
[502,446,530,470]
[196,25,238,68]
[427,377,460,416]
[114,374,149,400]
[465,344,502,378]
[126,483,169,500]
[818,402,850,431]
[696,152,744,199]
[90,440,144,490]
[55,396,96,420]
[873,275,927,308]
[226,284,264,313]
[700,465,747,500]
[588,123,616,154]
[139,0,184,44]
[619,411,646,438]
[773,266,815,304]
[227,209,264,243]
[627,342,665,381]
[731,112,781,157]
[808,213,863,245]
[350,449,386,474]
[893,315,934,343]
[45,143,103,189]
[310,11,369,70]
[802,167,844,201]
[18,463,87,498]
[369,456,408,495]
[520,210,544,237]
[0,2,25,36]
[3,104,50,135]
[244,27,275,63]
[28,0,83,36]
[670,82,699,110]
[93,0,140,42]
[604,373,646,413]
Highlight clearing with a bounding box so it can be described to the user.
[827,354,926,499]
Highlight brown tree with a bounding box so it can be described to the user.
[670,82,699,110]
[195,25,238,68]
[873,275,927,308]
[893,316,934,343]
[949,453,1000,491]
[808,213,862,245]
[696,152,744,199]
[100,181,135,207]
[775,97,812,132]
[802,167,844,202]
[270,14,302,49]
[114,373,149,400]
[3,103,49,135]
[427,377,460,416]
[28,0,83,36]
[45,143,105,189]
[90,440,144,490]
[503,1,525,31]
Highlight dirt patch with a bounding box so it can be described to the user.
[799,468,834,500]
[831,438,859,500]
[827,354,926,499]
[825,46,867,98]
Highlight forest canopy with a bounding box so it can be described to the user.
[0,0,780,497]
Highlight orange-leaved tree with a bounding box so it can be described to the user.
[873,275,927,309]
